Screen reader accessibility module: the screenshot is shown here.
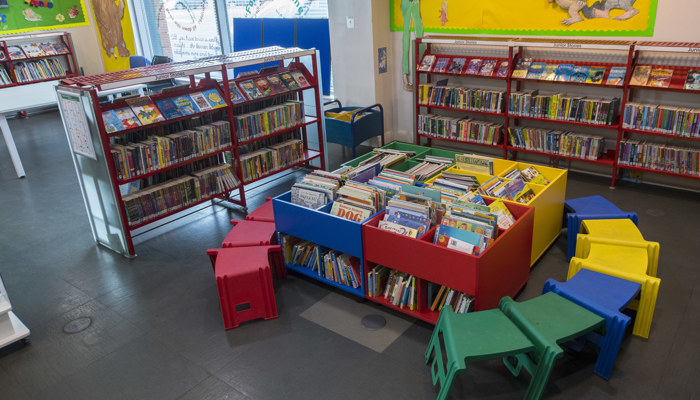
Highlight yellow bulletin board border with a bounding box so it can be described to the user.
[0,2,89,36]
[390,0,658,37]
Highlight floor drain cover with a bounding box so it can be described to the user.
[646,208,665,217]
[63,317,92,334]
[361,314,386,331]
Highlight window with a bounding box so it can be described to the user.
[131,0,331,94]
[134,0,223,62]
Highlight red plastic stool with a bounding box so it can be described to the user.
[207,245,283,330]
[223,219,277,248]
[245,196,275,222]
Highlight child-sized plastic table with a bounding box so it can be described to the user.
[564,195,638,261]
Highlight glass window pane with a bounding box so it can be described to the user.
[227,0,328,19]
[141,0,223,62]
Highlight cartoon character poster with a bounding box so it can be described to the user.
[91,0,136,72]
[0,1,88,34]
[390,0,658,36]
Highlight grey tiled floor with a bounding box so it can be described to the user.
[1,110,699,399]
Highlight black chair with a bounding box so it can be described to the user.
[146,55,177,94]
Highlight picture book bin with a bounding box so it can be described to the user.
[341,141,431,168]
[362,199,534,324]
[424,160,567,267]
[324,100,384,159]
[272,191,372,297]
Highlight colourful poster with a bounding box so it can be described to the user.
[91,0,136,72]
[390,0,658,36]
[0,1,88,34]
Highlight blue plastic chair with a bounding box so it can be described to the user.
[564,195,638,261]
[129,55,151,68]
[543,269,641,380]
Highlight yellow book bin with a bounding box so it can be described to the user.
[425,160,567,267]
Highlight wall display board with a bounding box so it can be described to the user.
[390,0,658,36]
[0,0,88,34]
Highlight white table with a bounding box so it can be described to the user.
[0,80,61,178]
[1,81,147,178]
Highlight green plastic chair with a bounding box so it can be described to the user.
[426,292,605,400]
[426,305,535,400]
[499,293,605,400]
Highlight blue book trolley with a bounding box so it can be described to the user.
[324,100,384,158]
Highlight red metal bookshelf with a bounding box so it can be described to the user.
[56,46,326,257]
[412,37,700,187]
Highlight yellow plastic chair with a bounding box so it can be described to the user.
[579,219,644,242]
[569,236,660,339]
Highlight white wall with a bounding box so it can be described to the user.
[61,0,105,75]
[328,0,376,106]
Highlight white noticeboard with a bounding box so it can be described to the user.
[57,92,96,160]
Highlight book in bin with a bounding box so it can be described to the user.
[606,66,627,85]
[629,65,652,86]
[432,57,451,73]
[126,97,165,125]
[190,92,213,111]
[291,71,311,88]
[647,68,673,88]
[279,72,300,90]
[228,83,247,104]
[418,55,436,72]
[685,69,700,90]
[448,58,466,74]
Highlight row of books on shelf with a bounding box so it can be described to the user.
[102,88,227,132]
[229,70,310,104]
[122,164,240,226]
[618,139,700,176]
[368,264,474,313]
[622,102,700,138]
[239,138,305,182]
[110,121,232,180]
[368,268,418,309]
[507,127,606,161]
[417,83,505,113]
[0,66,11,85]
[403,155,454,181]
[13,58,66,83]
[430,285,474,313]
[280,235,361,289]
[417,114,502,145]
[512,58,625,85]
[629,65,700,89]
[233,100,304,141]
[508,90,620,125]
[419,55,509,78]
[0,41,70,61]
